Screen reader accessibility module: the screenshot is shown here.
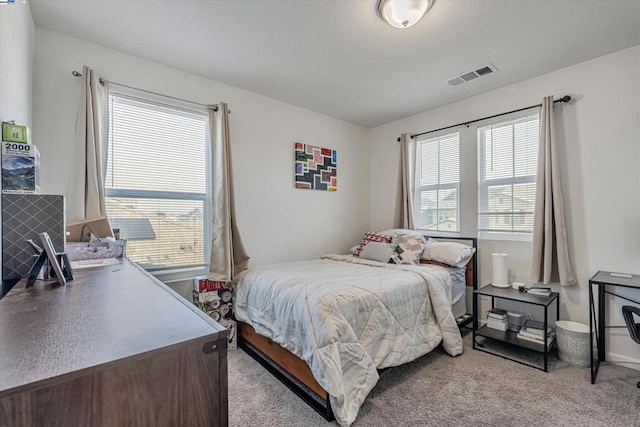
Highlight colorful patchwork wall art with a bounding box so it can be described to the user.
[294,142,337,191]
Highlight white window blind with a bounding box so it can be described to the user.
[414,131,460,232]
[477,113,539,238]
[106,92,209,271]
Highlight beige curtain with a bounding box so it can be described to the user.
[70,65,108,221]
[529,96,576,286]
[208,102,250,281]
[393,133,416,229]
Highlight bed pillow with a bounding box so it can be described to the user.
[390,234,427,265]
[359,242,397,263]
[353,232,393,257]
[421,241,476,268]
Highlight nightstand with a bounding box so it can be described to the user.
[473,285,559,372]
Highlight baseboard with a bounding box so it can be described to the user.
[607,351,640,372]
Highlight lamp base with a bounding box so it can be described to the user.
[491,282,510,288]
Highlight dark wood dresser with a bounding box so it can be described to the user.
[0,258,228,427]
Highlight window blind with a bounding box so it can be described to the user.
[414,131,460,232]
[477,113,539,237]
[106,93,209,271]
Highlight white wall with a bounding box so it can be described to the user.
[369,45,640,365]
[33,28,370,277]
[0,2,34,134]
[0,1,34,288]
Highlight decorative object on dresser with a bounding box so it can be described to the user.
[0,259,228,427]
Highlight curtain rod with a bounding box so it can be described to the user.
[397,95,571,142]
[71,70,226,112]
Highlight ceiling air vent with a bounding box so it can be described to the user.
[447,63,498,86]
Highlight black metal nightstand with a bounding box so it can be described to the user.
[473,285,559,372]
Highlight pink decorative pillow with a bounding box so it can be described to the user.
[353,232,392,257]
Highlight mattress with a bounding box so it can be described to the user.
[446,265,467,318]
[234,254,463,426]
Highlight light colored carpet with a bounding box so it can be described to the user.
[228,330,640,426]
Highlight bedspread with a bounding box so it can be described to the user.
[233,254,463,426]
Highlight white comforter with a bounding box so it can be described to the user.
[234,254,463,426]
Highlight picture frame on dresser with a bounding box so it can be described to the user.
[26,232,73,287]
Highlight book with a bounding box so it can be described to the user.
[517,328,551,340]
[487,312,508,320]
[517,330,555,345]
[526,288,551,297]
[523,319,545,333]
[486,318,508,331]
[527,289,551,294]
[487,308,508,320]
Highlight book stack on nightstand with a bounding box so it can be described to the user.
[486,308,508,331]
[517,319,556,345]
[525,285,552,297]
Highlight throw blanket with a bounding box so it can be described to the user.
[234,254,463,426]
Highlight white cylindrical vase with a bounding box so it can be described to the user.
[491,253,509,288]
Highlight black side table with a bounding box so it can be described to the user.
[473,285,559,372]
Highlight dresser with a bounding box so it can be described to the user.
[0,258,228,427]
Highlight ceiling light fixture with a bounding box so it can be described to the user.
[376,0,434,29]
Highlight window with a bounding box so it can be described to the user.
[106,92,209,271]
[477,113,539,239]
[414,131,460,233]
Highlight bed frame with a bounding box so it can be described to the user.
[237,236,477,421]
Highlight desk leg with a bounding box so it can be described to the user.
[598,284,605,362]
[472,290,478,350]
[589,281,595,383]
[543,304,548,372]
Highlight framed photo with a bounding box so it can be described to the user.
[39,232,66,286]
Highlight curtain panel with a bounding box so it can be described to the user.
[529,96,576,286]
[208,102,250,281]
[394,133,416,230]
[70,65,109,221]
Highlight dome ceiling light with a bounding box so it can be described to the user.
[376,0,434,29]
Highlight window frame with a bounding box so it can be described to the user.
[413,130,461,236]
[105,89,211,277]
[476,111,539,241]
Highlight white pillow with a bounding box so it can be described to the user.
[421,241,475,267]
[359,242,397,263]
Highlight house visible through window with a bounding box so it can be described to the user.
[477,112,539,238]
[414,131,460,233]
[106,92,209,271]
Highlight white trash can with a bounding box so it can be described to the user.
[555,320,590,368]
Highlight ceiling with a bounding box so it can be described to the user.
[29,0,640,128]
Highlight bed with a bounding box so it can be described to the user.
[234,234,477,426]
